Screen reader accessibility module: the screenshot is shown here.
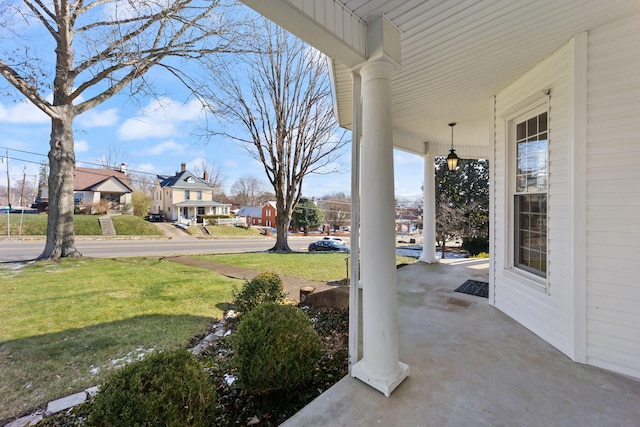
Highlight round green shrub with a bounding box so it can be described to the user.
[232,272,285,315]
[86,349,216,427]
[232,303,322,393]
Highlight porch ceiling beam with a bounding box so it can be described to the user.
[394,135,490,160]
[240,0,367,67]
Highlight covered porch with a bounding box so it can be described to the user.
[284,259,640,426]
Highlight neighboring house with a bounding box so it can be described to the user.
[236,206,263,226]
[74,165,132,213]
[240,1,640,396]
[151,163,230,221]
[236,201,277,227]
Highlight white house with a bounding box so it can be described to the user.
[239,0,640,396]
[151,163,231,221]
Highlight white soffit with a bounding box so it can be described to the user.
[242,0,640,155]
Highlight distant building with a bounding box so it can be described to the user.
[151,163,230,221]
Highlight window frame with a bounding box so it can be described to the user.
[185,190,190,200]
[505,99,549,290]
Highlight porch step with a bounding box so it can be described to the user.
[98,216,117,236]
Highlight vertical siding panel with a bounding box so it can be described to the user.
[493,42,572,355]
[586,13,640,379]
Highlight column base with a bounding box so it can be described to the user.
[418,254,439,264]
[351,360,410,397]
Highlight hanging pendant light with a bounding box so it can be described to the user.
[446,122,459,171]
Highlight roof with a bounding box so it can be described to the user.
[240,0,640,158]
[237,206,263,217]
[158,170,212,190]
[74,167,133,192]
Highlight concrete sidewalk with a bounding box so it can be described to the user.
[283,259,640,427]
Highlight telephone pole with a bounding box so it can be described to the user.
[4,149,10,207]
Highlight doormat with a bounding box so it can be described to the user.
[455,280,489,298]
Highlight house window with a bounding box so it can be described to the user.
[185,190,190,200]
[514,110,548,277]
[196,191,202,200]
[197,207,205,215]
[74,194,83,206]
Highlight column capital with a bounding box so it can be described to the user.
[359,57,395,82]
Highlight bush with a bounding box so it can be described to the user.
[86,349,216,427]
[462,237,489,256]
[232,272,285,315]
[232,303,322,393]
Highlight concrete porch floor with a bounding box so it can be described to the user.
[283,259,640,426]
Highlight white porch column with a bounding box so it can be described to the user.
[419,151,438,263]
[351,58,409,397]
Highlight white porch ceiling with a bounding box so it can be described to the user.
[240,0,640,157]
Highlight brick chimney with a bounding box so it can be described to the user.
[203,171,209,182]
[119,163,127,175]
[180,162,186,172]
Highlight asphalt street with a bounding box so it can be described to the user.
[0,237,321,263]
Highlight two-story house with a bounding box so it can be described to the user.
[151,163,230,221]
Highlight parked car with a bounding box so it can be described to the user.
[308,240,350,253]
[31,200,49,212]
[145,213,165,222]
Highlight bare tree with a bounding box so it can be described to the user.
[191,159,225,197]
[0,0,249,259]
[96,145,128,170]
[318,193,351,231]
[206,20,348,252]
[230,175,268,207]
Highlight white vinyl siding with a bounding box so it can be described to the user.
[586,13,640,378]
[493,40,573,356]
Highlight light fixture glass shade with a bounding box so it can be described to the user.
[446,149,459,170]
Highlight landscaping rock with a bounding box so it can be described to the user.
[45,392,86,416]
[4,413,43,427]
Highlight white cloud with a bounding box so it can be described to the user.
[118,97,205,141]
[0,100,48,124]
[147,140,189,156]
[133,163,157,173]
[75,140,90,152]
[77,108,119,127]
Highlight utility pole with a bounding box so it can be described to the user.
[4,150,10,207]
[19,165,26,207]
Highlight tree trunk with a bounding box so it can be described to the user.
[39,113,81,260]
[271,209,292,252]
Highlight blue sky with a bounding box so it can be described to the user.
[0,86,425,200]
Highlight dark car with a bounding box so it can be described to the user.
[145,213,165,222]
[308,240,350,253]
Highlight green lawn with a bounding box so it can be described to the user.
[0,214,164,236]
[0,258,238,422]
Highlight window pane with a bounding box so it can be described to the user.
[517,122,526,140]
[527,117,537,135]
[515,194,547,277]
[539,112,548,132]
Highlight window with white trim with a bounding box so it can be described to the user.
[514,110,548,277]
[185,190,190,200]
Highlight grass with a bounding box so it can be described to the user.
[0,214,164,237]
[110,215,163,236]
[0,258,238,423]
[205,225,263,238]
[196,252,416,283]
